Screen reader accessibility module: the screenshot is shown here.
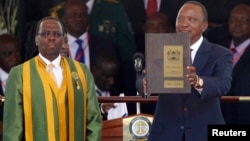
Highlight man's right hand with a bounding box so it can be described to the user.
[102,103,116,113]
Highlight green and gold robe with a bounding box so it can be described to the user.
[3,56,102,141]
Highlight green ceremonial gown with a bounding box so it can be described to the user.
[3,56,102,141]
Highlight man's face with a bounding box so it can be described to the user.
[60,36,69,57]
[63,2,88,37]
[0,39,21,72]
[93,61,119,91]
[144,14,172,33]
[228,5,250,41]
[176,3,208,45]
[35,19,64,60]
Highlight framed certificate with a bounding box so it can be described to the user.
[145,33,191,94]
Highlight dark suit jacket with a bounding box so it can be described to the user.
[137,39,233,141]
[219,39,250,124]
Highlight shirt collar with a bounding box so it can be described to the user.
[86,0,94,14]
[230,38,250,53]
[0,68,8,82]
[67,32,88,46]
[38,53,61,68]
[190,36,203,52]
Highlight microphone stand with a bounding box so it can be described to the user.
[135,71,141,114]
[133,53,144,114]
[136,91,141,114]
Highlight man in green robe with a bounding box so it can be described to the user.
[3,16,102,141]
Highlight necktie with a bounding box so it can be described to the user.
[48,63,57,84]
[147,0,157,17]
[230,48,237,54]
[75,39,85,63]
[231,48,239,64]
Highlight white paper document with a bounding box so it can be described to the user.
[107,93,128,120]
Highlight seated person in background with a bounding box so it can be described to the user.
[137,12,173,115]
[91,51,128,120]
[0,33,22,138]
[220,3,250,124]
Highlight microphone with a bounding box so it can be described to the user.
[133,53,151,99]
[132,52,144,75]
[132,53,145,114]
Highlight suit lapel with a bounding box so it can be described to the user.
[233,45,250,78]
[193,39,211,75]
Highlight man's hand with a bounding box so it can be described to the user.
[186,65,198,87]
[142,69,147,93]
[102,103,116,113]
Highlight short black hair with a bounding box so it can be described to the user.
[184,1,208,22]
[63,0,87,15]
[91,51,120,69]
[35,16,65,35]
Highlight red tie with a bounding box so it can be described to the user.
[147,0,157,17]
[230,48,237,54]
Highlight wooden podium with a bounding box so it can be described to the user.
[102,113,153,141]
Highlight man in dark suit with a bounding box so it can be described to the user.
[220,3,250,124]
[137,1,233,141]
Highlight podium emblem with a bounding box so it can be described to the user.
[129,116,151,140]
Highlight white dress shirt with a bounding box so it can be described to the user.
[190,36,203,63]
[0,68,8,93]
[86,0,94,14]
